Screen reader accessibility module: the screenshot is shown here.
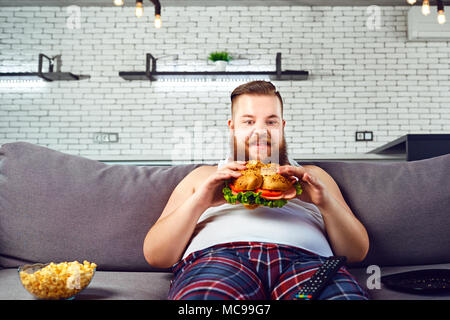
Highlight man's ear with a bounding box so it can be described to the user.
[282,119,286,128]
[228,119,234,130]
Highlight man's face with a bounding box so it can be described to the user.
[228,94,288,165]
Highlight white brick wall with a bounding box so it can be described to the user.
[1,5,450,161]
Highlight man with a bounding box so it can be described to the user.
[143,81,370,300]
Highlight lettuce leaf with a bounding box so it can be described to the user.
[294,181,303,195]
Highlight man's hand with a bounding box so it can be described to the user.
[194,161,247,208]
[277,165,331,207]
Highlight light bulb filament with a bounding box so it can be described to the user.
[154,14,162,28]
[422,0,430,16]
[135,1,143,18]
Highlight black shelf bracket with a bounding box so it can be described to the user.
[146,53,157,80]
[38,53,57,81]
[276,52,282,80]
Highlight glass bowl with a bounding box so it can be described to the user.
[18,261,96,300]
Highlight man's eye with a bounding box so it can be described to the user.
[244,120,253,124]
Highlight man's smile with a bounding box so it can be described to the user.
[251,144,269,149]
[249,137,270,147]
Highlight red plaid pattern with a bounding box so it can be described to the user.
[168,241,369,300]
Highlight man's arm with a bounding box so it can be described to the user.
[307,166,369,263]
[143,167,210,269]
[143,161,246,269]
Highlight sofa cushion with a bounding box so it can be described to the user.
[0,268,172,300]
[0,141,203,271]
[302,154,450,268]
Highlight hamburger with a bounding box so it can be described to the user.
[222,160,303,210]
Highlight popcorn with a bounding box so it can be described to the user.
[19,260,96,300]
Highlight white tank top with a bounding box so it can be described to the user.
[182,156,334,259]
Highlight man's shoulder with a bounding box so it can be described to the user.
[301,164,336,182]
[192,164,218,174]
[300,164,321,173]
[301,164,329,177]
[187,165,216,178]
[187,165,217,188]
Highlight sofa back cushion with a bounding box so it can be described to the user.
[302,154,450,267]
[1,141,449,271]
[0,142,203,271]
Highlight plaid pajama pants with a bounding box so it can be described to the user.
[168,241,369,300]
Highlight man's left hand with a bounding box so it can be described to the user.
[277,165,330,207]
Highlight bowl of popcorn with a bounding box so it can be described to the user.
[18,260,97,300]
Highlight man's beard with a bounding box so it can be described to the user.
[230,131,290,165]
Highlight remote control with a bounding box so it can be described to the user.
[294,256,347,300]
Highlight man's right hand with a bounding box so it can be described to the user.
[194,160,247,208]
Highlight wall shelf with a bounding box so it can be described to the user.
[0,54,90,82]
[119,52,308,82]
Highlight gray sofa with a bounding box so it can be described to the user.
[0,141,449,300]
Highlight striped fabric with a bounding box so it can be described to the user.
[168,241,369,300]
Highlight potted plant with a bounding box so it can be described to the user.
[208,51,232,71]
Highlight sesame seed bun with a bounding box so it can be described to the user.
[231,170,263,191]
[225,160,300,210]
[230,160,292,192]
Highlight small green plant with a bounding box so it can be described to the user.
[208,51,232,62]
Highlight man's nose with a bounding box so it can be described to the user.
[251,129,269,140]
[253,121,270,132]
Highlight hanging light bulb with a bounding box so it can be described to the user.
[113,0,124,6]
[422,0,430,16]
[407,0,416,4]
[438,10,446,24]
[135,0,144,18]
[154,14,162,28]
[437,1,446,24]
[152,1,162,28]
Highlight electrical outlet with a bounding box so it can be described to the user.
[93,132,119,144]
[356,132,365,141]
[355,131,373,142]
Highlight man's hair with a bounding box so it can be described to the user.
[230,80,283,119]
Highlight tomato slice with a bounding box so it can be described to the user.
[255,188,283,197]
[229,183,284,198]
